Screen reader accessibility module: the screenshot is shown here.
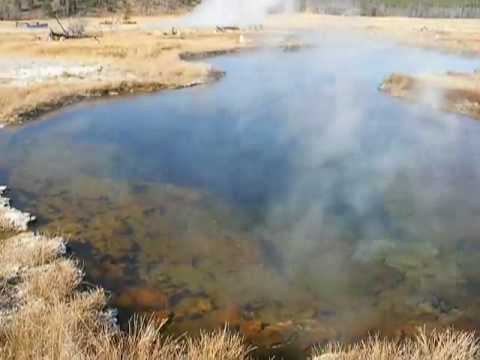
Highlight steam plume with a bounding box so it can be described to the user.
[182,0,295,26]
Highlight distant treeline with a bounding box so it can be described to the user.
[0,0,199,20]
[303,0,480,17]
[1,0,480,20]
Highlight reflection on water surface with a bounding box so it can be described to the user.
[1,36,480,356]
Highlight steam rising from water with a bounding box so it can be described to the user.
[181,0,294,26]
[1,34,480,345]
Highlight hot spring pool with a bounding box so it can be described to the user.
[1,35,480,357]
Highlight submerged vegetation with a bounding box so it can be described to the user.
[0,189,253,359]
[0,229,479,359]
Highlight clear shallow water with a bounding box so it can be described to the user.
[1,35,480,356]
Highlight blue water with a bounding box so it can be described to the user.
[1,35,480,354]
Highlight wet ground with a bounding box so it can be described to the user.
[1,34,480,357]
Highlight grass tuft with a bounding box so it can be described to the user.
[314,327,480,360]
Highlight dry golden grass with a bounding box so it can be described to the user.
[18,259,82,301]
[1,299,251,360]
[0,19,249,125]
[89,320,252,360]
[266,14,480,56]
[314,327,480,360]
[1,290,108,360]
[0,232,66,278]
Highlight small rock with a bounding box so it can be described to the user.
[260,320,296,346]
[116,287,169,310]
[176,297,214,319]
[240,319,265,338]
[215,303,243,326]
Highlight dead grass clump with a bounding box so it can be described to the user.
[1,305,252,360]
[0,233,66,278]
[184,328,253,360]
[87,320,252,360]
[18,259,82,302]
[0,289,109,360]
[89,316,177,360]
[314,327,480,360]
